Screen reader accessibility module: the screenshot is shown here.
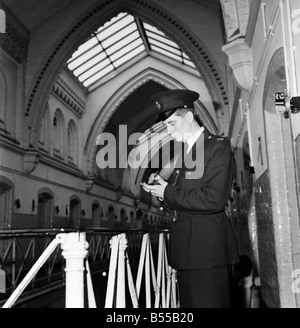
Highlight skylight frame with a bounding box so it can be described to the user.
[66,12,197,89]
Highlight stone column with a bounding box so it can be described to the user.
[59,232,89,308]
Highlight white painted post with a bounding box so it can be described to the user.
[165,248,172,308]
[171,268,178,308]
[149,240,157,295]
[165,265,171,308]
[105,234,119,308]
[145,237,151,308]
[154,233,163,308]
[126,256,139,308]
[85,259,96,308]
[161,244,166,308]
[59,232,89,308]
[135,234,148,298]
[116,233,127,308]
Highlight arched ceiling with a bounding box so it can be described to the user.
[3,0,222,31]
[105,80,166,134]
[2,0,237,191]
[2,0,228,156]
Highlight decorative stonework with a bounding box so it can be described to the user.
[85,68,181,175]
[220,0,250,42]
[25,0,115,117]
[23,149,41,174]
[52,76,85,117]
[25,0,228,121]
[132,0,228,105]
[85,174,95,192]
[222,38,253,92]
[0,23,28,63]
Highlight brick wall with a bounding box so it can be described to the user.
[254,170,280,308]
[237,193,255,258]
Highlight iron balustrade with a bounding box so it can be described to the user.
[0,227,172,307]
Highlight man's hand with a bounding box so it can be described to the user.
[141,173,168,200]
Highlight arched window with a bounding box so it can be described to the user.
[0,65,16,139]
[0,176,13,229]
[120,208,126,228]
[92,201,100,227]
[39,103,51,153]
[130,210,134,224]
[69,195,81,228]
[67,119,78,165]
[52,109,65,158]
[38,189,54,228]
[0,68,9,134]
[108,205,115,228]
[136,209,143,229]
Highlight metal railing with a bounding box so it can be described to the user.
[0,227,177,308]
[104,232,178,308]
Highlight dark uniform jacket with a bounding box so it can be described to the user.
[163,128,239,270]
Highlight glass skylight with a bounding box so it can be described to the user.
[67,12,196,88]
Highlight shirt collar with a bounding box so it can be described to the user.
[185,126,204,153]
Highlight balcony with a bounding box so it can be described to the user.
[0,227,177,308]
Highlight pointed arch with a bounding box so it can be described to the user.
[69,194,81,228]
[0,65,15,137]
[67,119,79,166]
[39,102,51,153]
[85,68,218,176]
[23,0,226,149]
[52,108,66,158]
[37,187,54,228]
[0,67,8,131]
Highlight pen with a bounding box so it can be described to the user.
[149,171,159,185]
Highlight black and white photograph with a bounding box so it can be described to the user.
[0,0,300,312]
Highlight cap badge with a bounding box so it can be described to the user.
[155,101,161,110]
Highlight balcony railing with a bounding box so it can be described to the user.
[0,227,178,308]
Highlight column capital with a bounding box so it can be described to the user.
[222,38,253,92]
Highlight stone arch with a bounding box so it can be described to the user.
[0,65,16,138]
[67,119,79,165]
[0,67,8,131]
[38,186,54,197]
[24,0,226,148]
[108,204,115,228]
[38,102,51,153]
[85,67,218,175]
[37,187,54,228]
[92,200,100,227]
[52,108,66,158]
[69,194,81,228]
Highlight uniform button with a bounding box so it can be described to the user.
[208,136,212,139]
[172,217,176,221]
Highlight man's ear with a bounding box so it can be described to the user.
[186,111,194,123]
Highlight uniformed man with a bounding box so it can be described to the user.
[141,89,239,308]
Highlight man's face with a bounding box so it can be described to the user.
[163,111,190,142]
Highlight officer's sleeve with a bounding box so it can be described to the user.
[163,140,235,213]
